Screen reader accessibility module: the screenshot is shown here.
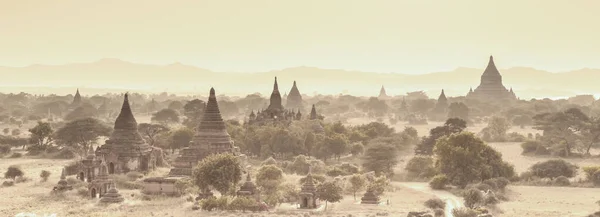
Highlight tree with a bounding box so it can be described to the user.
[256,164,284,204]
[217,100,239,118]
[316,181,343,210]
[415,118,467,155]
[3,128,9,135]
[167,101,184,111]
[410,99,435,114]
[304,132,316,156]
[151,108,180,125]
[447,102,469,121]
[192,153,243,195]
[362,142,398,177]
[229,196,258,212]
[529,159,578,180]
[348,174,366,200]
[325,133,349,160]
[434,132,515,188]
[169,127,194,153]
[28,121,54,148]
[479,116,511,142]
[182,99,206,129]
[350,142,364,156]
[138,123,169,146]
[54,118,112,152]
[533,108,589,156]
[40,170,51,182]
[5,165,24,180]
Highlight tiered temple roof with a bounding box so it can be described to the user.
[169,88,235,177]
[96,93,152,157]
[237,172,258,196]
[467,56,517,101]
[286,81,304,110]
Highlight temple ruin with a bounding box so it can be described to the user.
[247,77,301,125]
[99,183,125,203]
[168,88,236,177]
[467,56,517,102]
[298,168,319,209]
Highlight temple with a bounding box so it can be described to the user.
[360,187,380,204]
[286,81,304,111]
[378,85,389,99]
[433,89,448,113]
[247,77,301,125]
[96,93,161,174]
[72,89,82,107]
[298,168,318,209]
[467,56,517,102]
[169,88,237,177]
[99,183,124,203]
[52,168,73,192]
[237,172,259,200]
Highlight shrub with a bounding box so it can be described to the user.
[9,152,22,158]
[126,171,144,181]
[553,176,570,186]
[463,188,483,208]
[583,166,600,181]
[490,177,510,190]
[482,179,498,191]
[433,208,445,217]
[76,187,89,197]
[521,141,540,154]
[15,176,31,183]
[338,163,360,174]
[200,197,219,211]
[474,183,493,192]
[405,156,436,179]
[2,180,15,187]
[429,174,448,190]
[52,148,77,159]
[299,174,326,185]
[483,194,499,205]
[261,157,277,166]
[228,196,258,212]
[591,170,600,186]
[40,170,51,182]
[424,198,445,210]
[326,167,346,177]
[4,165,24,180]
[452,207,477,217]
[529,159,578,179]
[0,144,11,155]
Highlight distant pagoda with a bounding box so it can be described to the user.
[100,183,124,203]
[378,85,389,99]
[360,187,380,204]
[467,56,517,102]
[286,81,304,111]
[247,77,300,125]
[169,88,236,177]
[433,89,448,113]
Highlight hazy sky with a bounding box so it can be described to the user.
[1,0,599,74]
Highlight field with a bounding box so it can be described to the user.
[1,119,600,217]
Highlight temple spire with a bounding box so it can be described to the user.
[113,92,138,130]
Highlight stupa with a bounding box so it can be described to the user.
[53,168,73,191]
[378,85,389,99]
[467,56,517,102]
[286,81,304,111]
[237,172,259,199]
[433,89,448,113]
[298,167,318,209]
[96,93,158,174]
[360,187,380,204]
[309,104,319,120]
[100,183,125,203]
[169,88,235,177]
[72,89,82,107]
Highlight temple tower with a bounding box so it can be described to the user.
[72,89,82,106]
[286,81,304,111]
[309,104,318,120]
[169,88,235,177]
[467,56,517,101]
[378,85,389,99]
[433,89,448,113]
[96,93,154,174]
[268,77,284,111]
[298,167,318,209]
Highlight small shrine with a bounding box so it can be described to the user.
[298,167,318,209]
[360,187,380,204]
[100,183,125,203]
[53,168,73,192]
[237,172,259,200]
[89,158,112,198]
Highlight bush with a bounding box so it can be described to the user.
[299,174,326,185]
[15,176,31,183]
[424,198,445,210]
[126,171,144,181]
[463,188,483,208]
[474,183,493,192]
[228,196,258,212]
[261,157,277,166]
[429,174,448,190]
[553,176,570,186]
[52,148,78,159]
[2,180,15,187]
[9,152,22,158]
[40,170,51,182]
[529,159,578,179]
[405,156,436,179]
[490,177,510,190]
[4,165,24,180]
[452,207,477,217]
[482,179,498,191]
[483,194,499,205]
[76,187,89,197]
[583,166,600,181]
[200,197,219,211]
[0,144,11,155]
[433,208,444,217]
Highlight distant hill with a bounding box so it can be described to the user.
[0,59,597,99]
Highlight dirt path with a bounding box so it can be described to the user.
[397,182,463,217]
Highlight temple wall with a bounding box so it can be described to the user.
[142,182,177,195]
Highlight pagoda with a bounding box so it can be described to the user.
[433,89,448,113]
[100,183,125,203]
[286,81,304,111]
[467,56,517,102]
[360,187,380,204]
[237,172,259,200]
[169,88,235,177]
[96,93,158,174]
[53,168,73,192]
[298,167,318,209]
[378,85,389,99]
[247,77,296,125]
